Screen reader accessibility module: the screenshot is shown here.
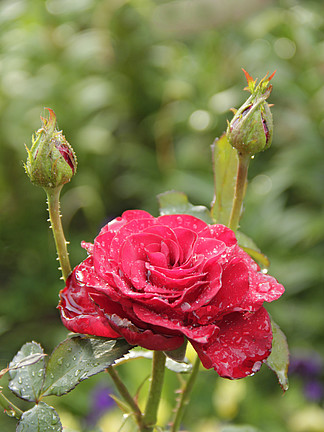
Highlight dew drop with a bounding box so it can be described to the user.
[57,357,63,366]
[180,302,191,312]
[252,360,262,373]
[259,282,270,292]
[18,377,23,384]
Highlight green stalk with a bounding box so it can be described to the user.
[143,351,166,431]
[228,153,251,231]
[45,186,71,281]
[0,391,23,420]
[171,355,201,432]
[107,366,143,430]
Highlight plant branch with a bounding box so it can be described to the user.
[143,351,166,431]
[107,366,143,430]
[171,355,201,432]
[45,186,71,281]
[228,153,251,231]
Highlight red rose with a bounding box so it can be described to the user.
[58,210,284,379]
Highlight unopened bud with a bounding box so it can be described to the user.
[25,108,77,189]
[226,69,275,155]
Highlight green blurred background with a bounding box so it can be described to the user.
[1,0,324,431]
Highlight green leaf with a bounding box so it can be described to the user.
[16,402,62,432]
[211,133,239,225]
[236,231,270,269]
[266,318,289,391]
[114,349,192,373]
[157,191,213,223]
[41,336,132,397]
[164,340,188,362]
[8,342,46,402]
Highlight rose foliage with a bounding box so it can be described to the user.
[59,210,284,379]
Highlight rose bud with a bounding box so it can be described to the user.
[226,69,275,156]
[25,108,77,189]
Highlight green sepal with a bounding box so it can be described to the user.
[266,318,289,391]
[157,191,213,224]
[16,402,62,432]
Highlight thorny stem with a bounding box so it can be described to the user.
[45,186,71,281]
[228,153,251,231]
[143,351,166,431]
[171,355,201,432]
[0,391,23,420]
[107,366,144,430]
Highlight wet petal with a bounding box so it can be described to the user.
[133,304,218,343]
[106,313,184,350]
[158,214,208,233]
[200,224,237,247]
[212,260,250,314]
[191,307,272,379]
[58,274,120,339]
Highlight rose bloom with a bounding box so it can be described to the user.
[59,210,284,379]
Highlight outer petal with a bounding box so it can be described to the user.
[199,224,237,247]
[58,273,120,339]
[191,307,272,379]
[157,214,208,233]
[133,304,218,344]
[106,313,184,350]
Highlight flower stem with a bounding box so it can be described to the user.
[45,186,71,281]
[143,351,166,431]
[171,355,201,432]
[107,366,143,429]
[228,153,251,231]
[0,391,23,419]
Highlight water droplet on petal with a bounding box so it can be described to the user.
[180,302,191,311]
[252,360,262,373]
[259,282,270,292]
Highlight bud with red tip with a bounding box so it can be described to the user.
[25,108,77,189]
[226,69,275,156]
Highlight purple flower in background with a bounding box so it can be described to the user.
[289,352,322,378]
[289,351,323,402]
[304,380,324,402]
[86,384,115,426]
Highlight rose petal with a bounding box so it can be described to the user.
[191,307,272,379]
[194,238,226,260]
[199,224,237,247]
[211,260,250,314]
[105,312,184,350]
[158,214,208,233]
[58,274,120,338]
[133,304,218,343]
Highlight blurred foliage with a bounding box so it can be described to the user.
[1,0,324,431]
